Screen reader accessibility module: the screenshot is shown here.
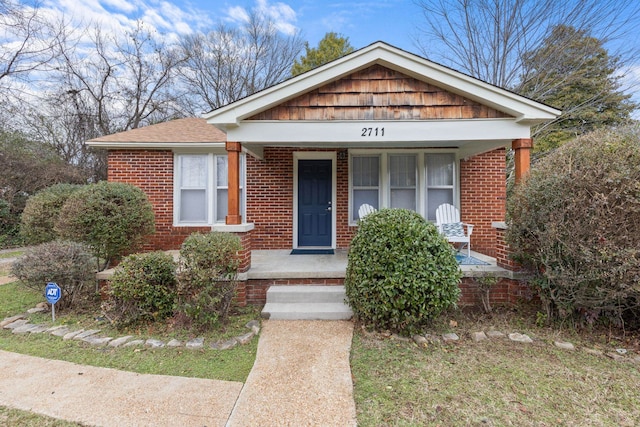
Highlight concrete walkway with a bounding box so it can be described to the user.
[0,320,357,426]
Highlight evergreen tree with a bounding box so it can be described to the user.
[518,25,636,152]
[291,32,355,76]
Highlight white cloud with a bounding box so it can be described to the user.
[225,0,298,35]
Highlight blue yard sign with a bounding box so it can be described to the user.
[45,282,61,321]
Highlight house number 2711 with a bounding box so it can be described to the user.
[361,127,385,137]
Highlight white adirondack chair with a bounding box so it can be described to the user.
[358,203,376,219]
[435,203,473,257]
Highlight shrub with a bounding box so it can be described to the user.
[103,251,177,327]
[10,241,96,310]
[507,125,640,327]
[20,183,83,245]
[345,208,461,335]
[55,181,155,270]
[176,232,242,330]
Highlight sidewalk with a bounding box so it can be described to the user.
[0,320,357,426]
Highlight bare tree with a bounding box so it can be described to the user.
[0,0,66,99]
[414,0,640,91]
[178,11,305,112]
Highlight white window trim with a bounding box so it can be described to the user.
[349,149,459,225]
[173,152,246,227]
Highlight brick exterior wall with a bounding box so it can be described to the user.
[460,148,507,257]
[107,150,210,251]
[108,146,508,256]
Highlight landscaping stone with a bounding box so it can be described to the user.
[63,330,84,340]
[615,348,627,355]
[508,333,533,343]
[1,315,26,328]
[554,341,575,350]
[27,324,51,334]
[583,348,604,357]
[211,339,237,350]
[73,329,101,340]
[391,334,412,342]
[424,334,440,344]
[166,339,182,347]
[3,319,28,330]
[27,307,46,314]
[12,323,38,334]
[442,333,459,342]
[108,336,134,348]
[246,320,260,335]
[145,339,165,348]
[186,337,204,349]
[83,336,113,346]
[46,325,67,333]
[236,332,254,345]
[51,327,71,337]
[36,302,49,309]
[606,352,625,362]
[471,331,487,342]
[413,335,428,346]
[486,330,506,338]
[123,339,145,347]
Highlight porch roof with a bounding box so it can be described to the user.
[203,42,560,159]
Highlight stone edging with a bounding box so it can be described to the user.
[1,304,260,350]
[364,329,640,364]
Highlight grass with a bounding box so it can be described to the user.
[0,282,259,382]
[350,306,640,426]
[0,406,84,426]
[0,250,24,259]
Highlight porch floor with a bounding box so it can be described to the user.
[247,249,511,280]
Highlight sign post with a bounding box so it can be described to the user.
[45,282,61,322]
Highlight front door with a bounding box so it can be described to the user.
[297,159,332,247]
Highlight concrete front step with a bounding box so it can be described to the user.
[261,286,353,320]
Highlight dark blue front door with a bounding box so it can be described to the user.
[298,160,332,247]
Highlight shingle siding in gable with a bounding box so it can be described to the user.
[249,65,512,121]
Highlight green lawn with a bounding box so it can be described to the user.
[351,308,640,426]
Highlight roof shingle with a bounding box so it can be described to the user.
[89,118,226,144]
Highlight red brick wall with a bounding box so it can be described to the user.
[246,147,356,250]
[107,150,210,251]
[458,277,531,306]
[460,149,507,257]
[107,147,507,257]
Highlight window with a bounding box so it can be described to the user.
[175,153,245,225]
[426,154,455,221]
[351,156,380,221]
[349,151,456,223]
[389,154,417,210]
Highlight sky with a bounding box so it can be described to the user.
[41,0,423,52]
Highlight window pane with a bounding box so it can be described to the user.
[391,189,416,210]
[216,189,228,222]
[427,154,454,186]
[216,156,228,187]
[426,189,453,221]
[390,155,416,187]
[180,190,207,222]
[352,156,379,186]
[353,190,379,221]
[180,155,207,188]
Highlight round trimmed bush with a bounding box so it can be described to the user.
[20,183,83,244]
[345,208,461,334]
[55,181,155,269]
[105,251,177,327]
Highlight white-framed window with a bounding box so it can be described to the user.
[174,153,245,225]
[349,150,457,224]
[351,155,380,221]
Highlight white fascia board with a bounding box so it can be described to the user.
[86,142,226,150]
[225,119,530,144]
[204,42,560,127]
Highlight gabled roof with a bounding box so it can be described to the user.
[204,41,560,129]
[87,118,226,149]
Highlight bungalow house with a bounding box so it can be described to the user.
[88,42,560,313]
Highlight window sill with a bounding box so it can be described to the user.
[212,223,255,233]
